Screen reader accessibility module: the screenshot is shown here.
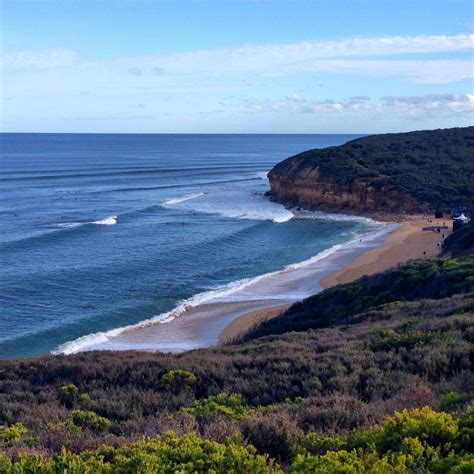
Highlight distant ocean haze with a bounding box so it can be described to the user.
[0,133,374,358]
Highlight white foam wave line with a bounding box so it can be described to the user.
[293,209,380,226]
[161,192,205,206]
[91,215,117,225]
[54,215,118,228]
[256,171,269,180]
[163,195,294,224]
[52,222,396,356]
[271,209,294,223]
[54,222,83,229]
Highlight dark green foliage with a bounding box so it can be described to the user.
[244,255,474,340]
[271,126,474,210]
[67,410,111,432]
[57,383,84,409]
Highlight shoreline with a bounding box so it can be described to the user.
[218,216,448,344]
[56,213,448,355]
[56,214,393,354]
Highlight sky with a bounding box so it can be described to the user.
[1,0,473,133]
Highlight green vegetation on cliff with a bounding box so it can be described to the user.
[269,126,474,212]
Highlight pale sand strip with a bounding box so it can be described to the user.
[219,217,449,344]
[219,304,291,344]
[321,217,447,288]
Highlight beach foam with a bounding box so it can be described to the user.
[161,189,294,223]
[162,192,205,206]
[53,222,394,355]
[294,209,379,226]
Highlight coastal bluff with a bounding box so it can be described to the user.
[268,126,474,214]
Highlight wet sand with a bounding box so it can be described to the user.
[218,217,448,344]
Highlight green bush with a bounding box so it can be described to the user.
[57,383,80,407]
[291,407,474,473]
[156,369,197,393]
[350,407,458,453]
[0,422,27,447]
[1,433,280,473]
[67,410,111,432]
[182,392,251,420]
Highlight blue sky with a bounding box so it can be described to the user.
[1,0,473,133]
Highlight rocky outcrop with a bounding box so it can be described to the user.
[267,126,474,215]
[268,167,428,215]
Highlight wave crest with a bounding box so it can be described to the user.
[91,216,117,225]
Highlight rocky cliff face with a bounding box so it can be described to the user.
[268,161,429,215]
[266,126,474,215]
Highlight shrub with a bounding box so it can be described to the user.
[67,410,111,432]
[57,383,80,408]
[0,422,27,447]
[440,392,466,411]
[241,413,303,461]
[350,406,459,453]
[300,431,346,456]
[156,369,197,393]
[2,433,281,473]
[182,393,251,420]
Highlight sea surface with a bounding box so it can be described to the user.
[0,133,382,359]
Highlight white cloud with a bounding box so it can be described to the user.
[224,93,474,115]
[1,33,473,98]
[1,47,79,71]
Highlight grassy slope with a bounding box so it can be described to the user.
[244,255,474,340]
[270,126,474,211]
[442,221,474,257]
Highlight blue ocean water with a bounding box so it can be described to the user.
[0,133,367,359]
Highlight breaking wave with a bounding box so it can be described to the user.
[161,193,205,206]
[53,222,394,355]
[55,215,118,228]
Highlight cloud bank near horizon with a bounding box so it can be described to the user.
[1,33,473,132]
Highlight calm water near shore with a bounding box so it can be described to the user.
[0,133,385,358]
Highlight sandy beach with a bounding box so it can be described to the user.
[218,216,448,344]
[58,215,449,354]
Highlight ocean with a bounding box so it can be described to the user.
[0,133,386,359]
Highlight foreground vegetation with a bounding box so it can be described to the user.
[1,227,473,472]
[1,407,473,472]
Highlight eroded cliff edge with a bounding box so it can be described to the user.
[268,126,474,215]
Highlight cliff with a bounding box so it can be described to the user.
[269,126,474,214]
